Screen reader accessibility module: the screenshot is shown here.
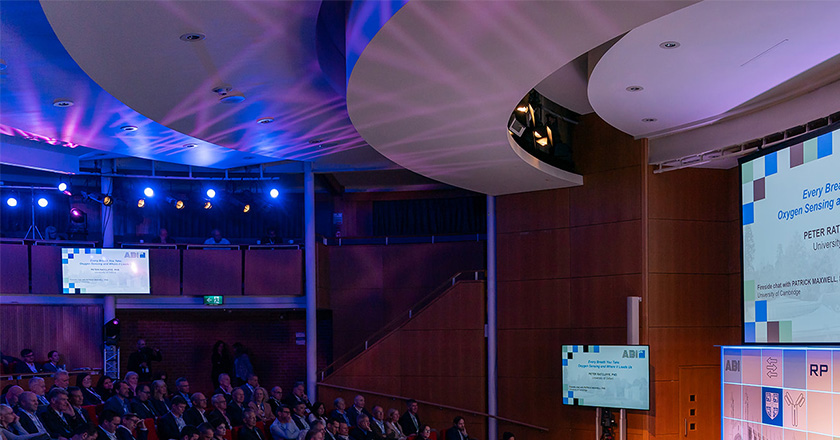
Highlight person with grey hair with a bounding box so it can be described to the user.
[328,399,349,427]
[51,372,70,391]
[39,388,76,439]
[184,394,209,427]
[383,409,405,440]
[123,373,139,397]
[348,415,373,440]
[14,393,47,436]
[3,387,24,409]
[26,379,48,408]
[206,395,231,430]
[344,397,370,429]
[0,403,48,440]
[236,410,263,440]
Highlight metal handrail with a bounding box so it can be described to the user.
[318,271,485,378]
[316,383,548,432]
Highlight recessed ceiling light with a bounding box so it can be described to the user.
[642,118,658,123]
[219,91,245,104]
[180,33,206,42]
[53,98,74,108]
[212,85,232,96]
[626,86,644,92]
[659,41,680,49]
[120,125,138,132]
[184,143,197,149]
[256,117,275,124]
[308,138,324,144]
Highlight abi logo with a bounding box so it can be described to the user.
[725,360,740,372]
[123,252,147,258]
[809,364,829,376]
[622,350,645,359]
[762,387,783,426]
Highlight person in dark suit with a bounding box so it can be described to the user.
[212,375,233,404]
[238,375,259,405]
[266,387,282,417]
[397,400,420,437]
[76,374,103,406]
[38,389,76,439]
[15,393,48,436]
[323,419,340,440]
[149,381,169,417]
[344,397,371,429]
[13,350,41,375]
[183,394,209,427]
[206,395,231,430]
[103,382,132,417]
[116,413,147,440]
[151,229,176,244]
[130,385,157,420]
[157,397,188,440]
[236,410,265,440]
[98,410,122,440]
[226,389,246,428]
[27,378,49,408]
[368,408,386,440]
[173,379,192,409]
[41,352,66,373]
[328,399,350,427]
[126,340,162,383]
[67,388,91,427]
[348,415,374,440]
[444,417,473,440]
[178,426,200,440]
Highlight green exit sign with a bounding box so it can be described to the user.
[204,295,224,306]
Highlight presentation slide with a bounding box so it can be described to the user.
[721,346,840,439]
[561,345,649,410]
[61,248,150,294]
[742,127,840,343]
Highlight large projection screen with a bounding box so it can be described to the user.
[61,248,151,294]
[741,125,840,343]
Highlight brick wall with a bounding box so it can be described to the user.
[116,309,332,395]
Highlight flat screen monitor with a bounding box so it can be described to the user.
[740,124,840,343]
[561,345,650,410]
[61,248,151,294]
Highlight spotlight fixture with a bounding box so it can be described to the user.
[82,191,113,206]
[6,197,18,207]
[219,91,245,104]
[533,125,553,148]
[659,41,680,49]
[269,188,279,199]
[143,187,154,197]
[256,117,275,124]
[204,201,213,210]
[515,105,529,113]
[120,125,138,132]
[37,198,48,208]
[103,196,113,206]
[58,183,67,192]
[626,86,644,92]
[179,32,206,42]
[166,197,185,210]
[69,208,86,223]
[53,98,74,108]
[206,189,216,199]
[184,143,197,149]
[242,204,251,213]
[137,199,146,208]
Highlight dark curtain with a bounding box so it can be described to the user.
[372,196,486,236]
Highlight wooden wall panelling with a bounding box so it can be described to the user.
[331,288,386,353]
[30,245,61,294]
[647,326,739,382]
[0,244,29,294]
[328,246,383,290]
[573,115,644,174]
[648,219,734,274]
[648,168,733,221]
[569,274,642,329]
[496,189,570,234]
[381,242,485,289]
[569,220,643,278]
[496,229,571,281]
[497,279,571,330]
[647,274,739,328]
[569,166,643,227]
[497,328,569,379]
[243,249,302,296]
[182,249,243,296]
[149,248,180,296]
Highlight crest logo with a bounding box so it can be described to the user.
[761,387,783,426]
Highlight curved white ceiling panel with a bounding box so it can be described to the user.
[346,1,689,195]
[589,1,840,139]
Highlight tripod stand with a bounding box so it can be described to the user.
[23,189,43,240]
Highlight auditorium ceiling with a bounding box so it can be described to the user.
[2,1,839,195]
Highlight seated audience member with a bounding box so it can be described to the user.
[70,424,99,440]
[183,394,209,427]
[416,425,431,440]
[3,387,24,409]
[41,352,65,373]
[157,396,188,440]
[336,423,349,440]
[348,416,373,440]
[213,376,233,403]
[38,388,76,439]
[248,388,272,424]
[268,406,298,440]
[104,381,132,416]
[239,375,259,404]
[259,229,278,245]
[123,373,139,397]
[344,397,370,429]
[130,385,157,420]
[27,379,48,407]
[328,400,348,427]
[323,420,339,440]
[307,402,326,426]
[204,230,230,245]
[304,429,324,440]
[397,401,419,437]
[206,395,231,431]
[95,376,115,401]
[1,403,48,440]
[210,420,227,440]
[178,426,200,440]
[237,410,265,440]
[383,409,404,440]
[267,388,282,416]
[67,388,91,426]
[280,384,309,414]
[368,408,386,440]
[97,410,121,440]
[76,375,103,406]
[16,393,47,435]
[116,413,146,440]
[14,350,40,375]
[302,421,324,440]
[127,341,162,384]
[150,381,169,417]
[226,389,246,428]
[196,424,214,440]
[173,379,192,408]
[290,404,309,432]
[444,417,473,440]
[152,229,175,244]
[51,373,70,391]
[501,432,514,440]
